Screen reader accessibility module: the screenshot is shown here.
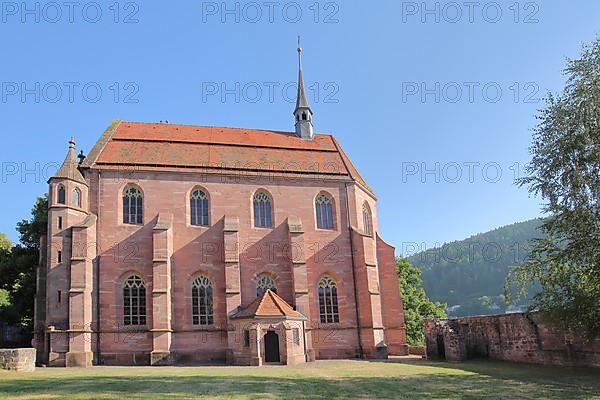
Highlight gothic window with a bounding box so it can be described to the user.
[256,274,276,297]
[71,188,81,207]
[192,275,213,325]
[190,188,209,226]
[123,185,143,225]
[292,328,300,345]
[57,184,66,204]
[253,191,272,228]
[315,193,334,229]
[318,276,339,323]
[123,275,146,326]
[302,112,307,120]
[362,202,373,236]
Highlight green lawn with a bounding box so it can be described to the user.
[0,359,598,399]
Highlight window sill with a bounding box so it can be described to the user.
[117,325,149,332]
[316,322,344,329]
[315,227,337,233]
[187,224,210,229]
[188,325,217,331]
[120,223,144,228]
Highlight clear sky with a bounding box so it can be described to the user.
[0,0,598,253]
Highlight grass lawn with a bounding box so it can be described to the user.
[0,358,598,399]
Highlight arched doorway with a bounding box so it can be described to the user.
[436,334,446,360]
[264,331,280,363]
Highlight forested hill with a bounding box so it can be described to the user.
[407,218,544,317]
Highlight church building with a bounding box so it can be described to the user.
[34,46,408,367]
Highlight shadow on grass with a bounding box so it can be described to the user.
[0,368,598,400]
[384,358,600,390]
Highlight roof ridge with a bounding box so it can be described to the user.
[255,290,270,314]
[121,120,333,136]
[268,290,288,315]
[109,137,340,153]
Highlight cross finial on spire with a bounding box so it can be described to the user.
[69,137,76,149]
[297,35,302,69]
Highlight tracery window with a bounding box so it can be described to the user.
[253,191,272,228]
[318,276,339,323]
[123,185,143,225]
[315,193,334,229]
[192,275,213,325]
[123,275,146,326]
[190,189,209,226]
[256,274,276,297]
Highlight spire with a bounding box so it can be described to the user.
[50,137,86,185]
[295,36,310,112]
[293,36,314,139]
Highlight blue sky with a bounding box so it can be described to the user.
[0,1,598,253]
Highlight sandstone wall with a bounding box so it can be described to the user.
[0,348,36,372]
[424,313,600,368]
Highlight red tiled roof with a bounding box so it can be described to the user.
[231,290,306,319]
[82,120,372,193]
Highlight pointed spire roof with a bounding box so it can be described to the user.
[50,137,87,185]
[231,289,306,320]
[294,36,311,112]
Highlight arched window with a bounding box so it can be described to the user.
[318,276,339,323]
[123,185,143,225]
[362,202,372,236]
[190,188,209,226]
[71,188,81,207]
[123,275,146,326]
[315,193,334,229]
[256,274,276,297]
[253,191,272,228]
[57,185,66,204]
[192,275,213,325]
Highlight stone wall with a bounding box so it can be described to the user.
[0,348,36,372]
[408,346,425,356]
[424,313,600,368]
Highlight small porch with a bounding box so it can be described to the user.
[228,290,309,366]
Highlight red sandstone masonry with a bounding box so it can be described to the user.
[424,313,600,368]
[376,234,408,355]
[37,132,407,366]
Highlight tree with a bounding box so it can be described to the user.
[506,37,600,335]
[397,258,446,346]
[16,196,48,251]
[0,195,48,330]
[0,233,10,251]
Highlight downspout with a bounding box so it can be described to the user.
[345,183,363,358]
[302,319,308,363]
[95,170,101,364]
